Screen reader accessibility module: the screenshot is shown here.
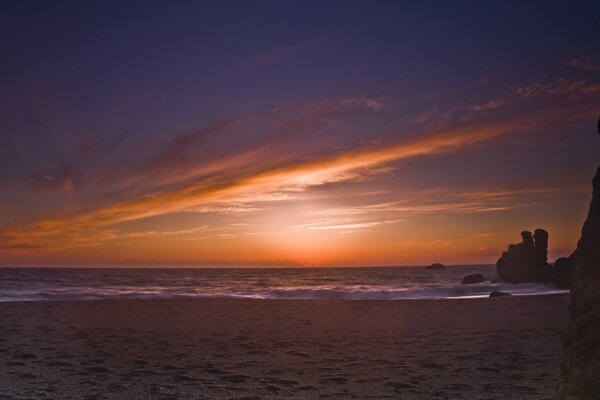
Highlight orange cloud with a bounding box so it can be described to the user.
[0,103,597,255]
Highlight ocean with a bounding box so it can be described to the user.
[0,265,567,302]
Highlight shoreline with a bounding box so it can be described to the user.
[0,294,568,399]
[0,290,569,303]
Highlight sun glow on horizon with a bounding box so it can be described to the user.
[1,3,599,267]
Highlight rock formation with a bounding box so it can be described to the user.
[554,257,575,289]
[496,229,554,283]
[559,165,600,399]
[534,229,549,263]
[489,291,511,298]
[461,273,484,284]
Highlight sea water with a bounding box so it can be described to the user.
[0,265,566,302]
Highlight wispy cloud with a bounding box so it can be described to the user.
[567,58,600,71]
[338,97,384,112]
[30,162,76,194]
[468,99,508,112]
[117,225,210,239]
[1,102,596,253]
[271,96,385,115]
[362,187,570,215]
[517,78,600,99]
[227,35,338,78]
[295,219,402,233]
[188,204,264,214]
[415,107,457,129]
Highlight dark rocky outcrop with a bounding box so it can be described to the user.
[461,273,484,284]
[496,229,554,283]
[554,257,575,289]
[426,263,445,270]
[559,165,600,399]
[489,291,511,298]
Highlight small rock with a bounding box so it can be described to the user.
[489,291,511,297]
[461,273,485,284]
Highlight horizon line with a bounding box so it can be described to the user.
[0,262,499,270]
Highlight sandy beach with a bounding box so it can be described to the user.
[0,295,568,399]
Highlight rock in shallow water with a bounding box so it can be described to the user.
[489,291,511,298]
[496,229,554,283]
[461,273,484,284]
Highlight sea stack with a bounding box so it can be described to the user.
[559,165,600,399]
[496,229,554,283]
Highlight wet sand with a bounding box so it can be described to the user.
[0,295,568,399]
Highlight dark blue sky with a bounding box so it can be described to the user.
[2,1,598,133]
[1,1,599,265]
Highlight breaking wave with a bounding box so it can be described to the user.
[0,265,567,302]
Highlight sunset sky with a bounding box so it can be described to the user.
[1,1,599,267]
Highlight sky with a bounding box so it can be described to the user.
[1,0,599,267]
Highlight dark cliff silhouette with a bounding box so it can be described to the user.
[559,118,600,399]
[559,165,600,399]
[496,229,554,283]
[554,257,575,289]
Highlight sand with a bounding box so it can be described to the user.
[0,295,568,399]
